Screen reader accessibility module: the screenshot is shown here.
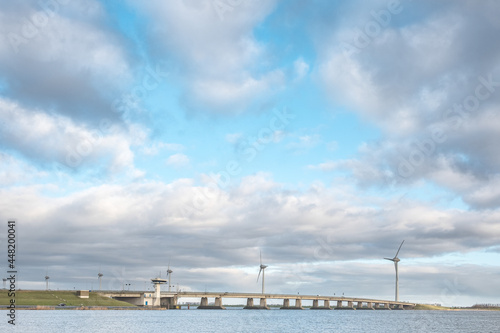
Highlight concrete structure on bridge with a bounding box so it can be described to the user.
[106,291,178,308]
[102,290,415,310]
[151,278,167,307]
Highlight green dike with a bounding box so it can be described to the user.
[414,304,451,310]
[415,304,500,311]
[0,290,136,307]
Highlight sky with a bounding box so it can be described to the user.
[0,0,499,307]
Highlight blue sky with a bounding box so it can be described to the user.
[1,0,500,306]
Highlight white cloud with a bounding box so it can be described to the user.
[286,134,321,152]
[2,176,499,302]
[166,153,190,168]
[293,57,309,81]
[0,152,48,186]
[315,1,500,208]
[308,161,338,171]
[225,132,243,144]
[0,0,133,123]
[189,70,284,113]
[142,142,185,155]
[326,141,338,151]
[133,0,283,113]
[0,0,128,81]
[0,98,140,174]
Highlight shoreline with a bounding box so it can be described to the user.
[0,305,158,310]
[1,305,499,311]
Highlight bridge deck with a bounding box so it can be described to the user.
[101,291,414,306]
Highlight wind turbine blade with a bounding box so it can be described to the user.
[257,268,262,282]
[394,240,405,258]
[384,258,394,261]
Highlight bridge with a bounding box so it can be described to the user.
[100,290,416,310]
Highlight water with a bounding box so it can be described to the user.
[1,309,499,332]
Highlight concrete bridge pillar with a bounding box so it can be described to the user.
[366,302,372,308]
[197,297,225,309]
[357,301,363,309]
[280,298,303,309]
[335,300,355,310]
[295,299,302,308]
[260,298,267,308]
[162,296,178,309]
[311,299,332,310]
[244,297,268,309]
[378,303,391,310]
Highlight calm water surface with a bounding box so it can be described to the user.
[1,309,499,332]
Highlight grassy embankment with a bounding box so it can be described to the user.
[414,304,451,310]
[0,290,135,307]
[414,304,500,311]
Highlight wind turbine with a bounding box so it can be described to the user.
[45,272,50,291]
[256,251,268,294]
[167,260,173,292]
[98,270,103,291]
[384,240,405,302]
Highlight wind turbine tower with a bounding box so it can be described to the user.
[384,240,405,302]
[45,274,50,291]
[167,264,173,292]
[257,251,268,294]
[98,272,103,290]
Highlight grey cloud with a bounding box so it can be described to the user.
[130,0,283,114]
[0,99,143,175]
[3,176,500,304]
[0,0,134,126]
[314,0,500,209]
